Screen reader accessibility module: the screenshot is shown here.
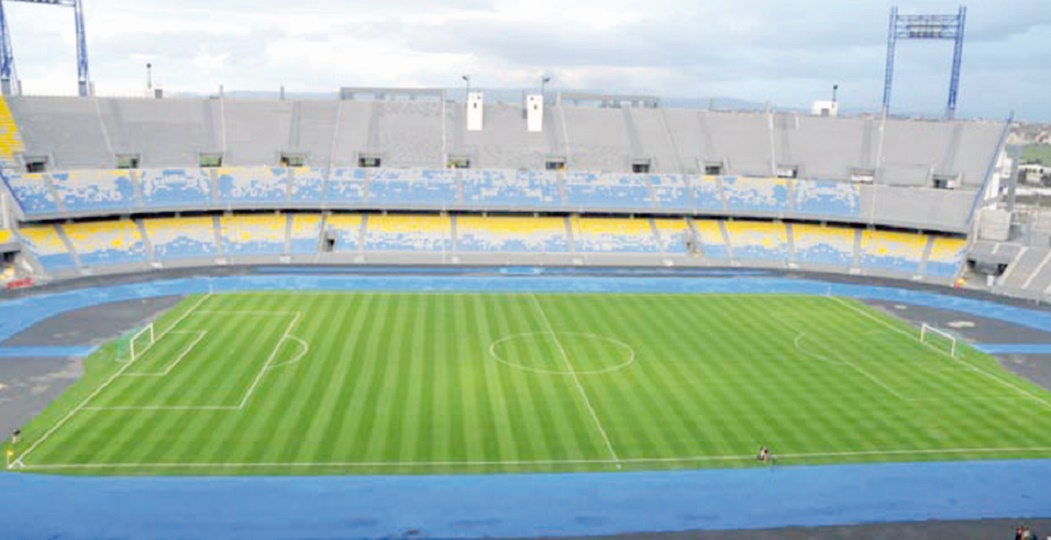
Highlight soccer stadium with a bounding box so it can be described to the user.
[1,2,1050,539]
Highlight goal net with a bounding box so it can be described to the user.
[127,323,156,363]
[919,323,957,357]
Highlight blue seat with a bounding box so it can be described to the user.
[141,169,213,208]
[723,177,789,213]
[51,171,137,213]
[794,179,860,217]
[217,167,289,205]
[367,169,457,206]
[564,173,651,210]
[324,167,365,204]
[4,174,59,215]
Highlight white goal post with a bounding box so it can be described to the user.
[128,323,155,363]
[920,323,957,357]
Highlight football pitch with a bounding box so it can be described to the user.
[8,292,1051,475]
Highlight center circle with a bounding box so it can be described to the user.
[488,331,635,375]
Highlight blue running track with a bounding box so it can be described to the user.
[0,273,1049,538]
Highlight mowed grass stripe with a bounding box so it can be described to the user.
[13,292,1051,475]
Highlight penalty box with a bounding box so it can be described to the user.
[87,310,305,410]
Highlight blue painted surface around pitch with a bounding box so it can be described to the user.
[1,272,1050,538]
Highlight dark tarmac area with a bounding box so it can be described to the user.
[0,296,182,437]
[863,299,1051,392]
[568,518,1051,540]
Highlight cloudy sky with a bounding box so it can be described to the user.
[5,0,1049,120]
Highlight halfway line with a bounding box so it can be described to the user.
[529,294,621,467]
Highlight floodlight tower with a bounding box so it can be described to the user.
[0,0,91,97]
[882,5,966,119]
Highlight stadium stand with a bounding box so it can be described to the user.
[62,220,147,266]
[724,221,789,261]
[325,214,364,252]
[143,216,217,260]
[461,170,562,209]
[652,218,692,254]
[564,173,652,210]
[792,224,855,268]
[50,170,138,212]
[0,95,1012,290]
[649,175,693,211]
[364,214,451,252]
[4,173,59,214]
[324,167,365,204]
[96,98,222,168]
[290,167,326,204]
[0,228,12,244]
[723,177,789,214]
[777,115,870,180]
[141,168,213,208]
[368,168,457,206]
[456,216,570,252]
[859,230,925,275]
[793,179,860,218]
[0,97,26,165]
[926,237,967,278]
[692,220,730,259]
[219,214,287,256]
[217,166,289,205]
[18,224,77,271]
[289,214,323,254]
[573,217,659,253]
[693,176,724,212]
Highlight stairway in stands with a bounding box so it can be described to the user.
[0,97,24,167]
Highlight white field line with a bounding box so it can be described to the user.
[237,312,302,409]
[122,331,207,377]
[529,294,621,467]
[216,291,827,300]
[83,312,303,413]
[830,296,1051,411]
[18,446,1051,471]
[265,336,309,370]
[82,405,238,411]
[11,293,214,468]
[194,310,302,315]
[775,313,909,402]
[790,332,1026,403]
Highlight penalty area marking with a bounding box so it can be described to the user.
[829,297,1051,412]
[488,331,636,375]
[16,445,1051,471]
[81,311,305,412]
[787,321,1029,404]
[122,331,207,377]
[11,293,214,468]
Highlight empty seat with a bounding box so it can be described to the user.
[144,217,217,260]
[456,215,570,252]
[365,214,451,252]
[19,225,76,270]
[725,221,789,260]
[219,214,286,256]
[860,230,925,274]
[793,224,854,267]
[63,220,147,266]
[927,236,967,277]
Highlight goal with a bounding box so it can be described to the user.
[919,323,957,357]
[127,323,156,363]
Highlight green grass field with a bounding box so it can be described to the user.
[8,292,1051,475]
[1022,143,1051,165]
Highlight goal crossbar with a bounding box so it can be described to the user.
[128,323,155,363]
[920,323,957,357]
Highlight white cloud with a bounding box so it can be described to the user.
[0,0,1046,120]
